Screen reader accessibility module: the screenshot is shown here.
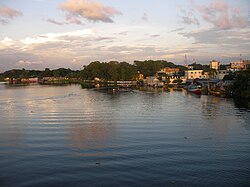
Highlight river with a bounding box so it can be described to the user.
[0,84,249,187]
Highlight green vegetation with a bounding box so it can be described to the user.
[0,68,81,80]
[222,68,250,99]
[0,60,185,82]
[81,61,136,81]
[188,62,203,70]
[232,69,250,98]
[135,60,186,77]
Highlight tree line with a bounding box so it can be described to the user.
[0,60,187,81]
[0,60,231,82]
[0,68,81,80]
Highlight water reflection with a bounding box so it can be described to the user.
[201,96,249,137]
[233,98,250,110]
[1,84,250,187]
[69,121,116,157]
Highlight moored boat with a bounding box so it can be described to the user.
[187,84,202,95]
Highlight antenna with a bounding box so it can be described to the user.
[193,58,196,64]
[240,54,242,62]
[185,54,187,66]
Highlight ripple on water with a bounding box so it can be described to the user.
[0,85,250,187]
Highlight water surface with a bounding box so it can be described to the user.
[0,84,250,187]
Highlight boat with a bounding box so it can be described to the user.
[187,84,202,95]
[208,89,221,96]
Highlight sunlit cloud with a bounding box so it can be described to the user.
[59,0,122,24]
[0,37,15,46]
[0,6,22,25]
[193,0,248,29]
[20,29,94,45]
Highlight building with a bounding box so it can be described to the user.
[186,65,194,70]
[159,67,180,76]
[214,70,229,80]
[185,70,208,80]
[243,60,250,70]
[145,76,163,87]
[229,61,244,71]
[210,60,220,70]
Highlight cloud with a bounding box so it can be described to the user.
[179,27,250,50]
[193,0,248,29]
[141,13,148,22]
[59,0,122,23]
[65,14,83,24]
[0,6,22,25]
[170,28,185,32]
[150,34,160,38]
[180,10,200,25]
[47,18,64,25]
[20,29,94,45]
[0,37,15,46]
[17,60,43,65]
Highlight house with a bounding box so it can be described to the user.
[159,67,180,76]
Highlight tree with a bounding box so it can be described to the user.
[134,60,164,77]
[118,62,136,80]
[232,70,250,98]
[188,62,203,70]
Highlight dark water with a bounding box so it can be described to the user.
[0,84,250,187]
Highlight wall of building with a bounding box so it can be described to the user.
[185,70,208,80]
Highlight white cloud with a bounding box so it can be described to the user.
[20,29,94,45]
[0,37,15,46]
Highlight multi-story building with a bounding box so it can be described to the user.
[185,70,208,80]
[210,60,220,70]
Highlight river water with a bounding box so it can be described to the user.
[0,84,249,187]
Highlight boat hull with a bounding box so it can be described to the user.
[189,89,202,95]
[187,85,202,95]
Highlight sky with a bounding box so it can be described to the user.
[0,0,249,71]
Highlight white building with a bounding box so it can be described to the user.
[185,70,208,80]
